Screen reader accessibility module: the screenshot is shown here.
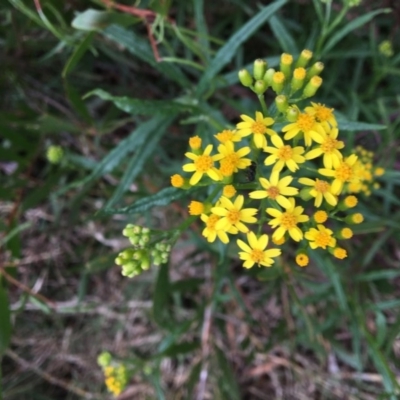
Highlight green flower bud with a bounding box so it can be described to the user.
[271,72,285,94]
[302,76,322,98]
[97,351,112,368]
[46,145,64,164]
[280,53,293,79]
[295,49,313,68]
[238,69,253,87]
[286,106,299,122]
[263,68,275,86]
[306,62,324,80]
[299,187,313,201]
[142,227,150,235]
[115,256,124,266]
[291,67,306,93]
[129,236,140,245]
[141,255,151,270]
[254,80,267,94]
[253,59,267,80]
[275,95,288,113]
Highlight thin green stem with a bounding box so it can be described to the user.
[258,94,268,116]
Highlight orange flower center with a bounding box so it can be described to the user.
[321,137,339,153]
[220,160,235,177]
[277,145,294,161]
[280,212,297,229]
[227,209,240,224]
[195,154,213,172]
[251,249,264,264]
[314,179,330,193]
[267,186,280,199]
[251,122,267,135]
[296,113,315,132]
[314,105,333,122]
[206,214,219,229]
[216,130,235,142]
[335,162,353,182]
[314,231,332,248]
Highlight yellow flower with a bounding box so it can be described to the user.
[264,134,305,172]
[305,102,337,129]
[313,210,328,223]
[237,231,281,268]
[305,224,336,249]
[296,252,309,267]
[171,174,184,188]
[298,177,337,207]
[318,154,359,195]
[215,129,242,143]
[200,213,238,244]
[374,167,385,176]
[212,195,258,233]
[223,185,236,198]
[249,171,298,208]
[282,108,325,147]
[332,247,347,259]
[217,141,252,176]
[236,111,277,148]
[344,195,358,208]
[183,144,222,185]
[266,198,309,242]
[305,127,344,169]
[340,227,353,239]
[104,365,127,397]
[188,201,204,216]
[189,136,202,150]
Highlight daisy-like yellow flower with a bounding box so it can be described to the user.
[249,171,298,208]
[217,141,252,177]
[201,213,238,244]
[222,185,236,198]
[282,108,325,147]
[305,224,336,249]
[305,127,344,169]
[264,134,306,172]
[296,252,309,267]
[188,201,204,216]
[318,154,358,195]
[212,195,257,233]
[237,231,281,268]
[298,177,337,207]
[236,111,277,148]
[266,198,309,242]
[332,247,347,259]
[305,102,337,129]
[214,129,242,143]
[183,144,222,185]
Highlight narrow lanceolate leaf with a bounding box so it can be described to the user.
[196,0,287,96]
[85,89,196,116]
[84,116,171,185]
[0,285,12,356]
[102,187,198,215]
[102,25,190,88]
[337,120,386,131]
[269,15,298,55]
[106,115,176,207]
[62,32,94,77]
[322,8,391,55]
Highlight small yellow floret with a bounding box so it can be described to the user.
[341,228,353,239]
[351,213,364,224]
[189,136,202,150]
[344,195,358,208]
[273,71,285,83]
[293,67,306,79]
[171,174,184,188]
[333,248,347,259]
[281,53,293,65]
[189,201,204,216]
[314,210,328,223]
[374,167,385,176]
[223,185,236,198]
[296,253,309,267]
[310,76,322,87]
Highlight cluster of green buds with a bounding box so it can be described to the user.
[46,145,64,164]
[97,352,128,397]
[239,50,324,101]
[115,224,171,277]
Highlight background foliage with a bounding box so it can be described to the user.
[1,0,400,399]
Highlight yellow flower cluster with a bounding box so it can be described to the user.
[171,51,384,268]
[103,365,128,397]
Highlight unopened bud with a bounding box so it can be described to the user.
[291,67,306,92]
[302,76,322,98]
[263,68,276,86]
[271,71,285,94]
[238,69,253,87]
[254,79,268,94]
[275,95,288,113]
[280,53,293,79]
[306,62,324,79]
[253,59,267,80]
[295,49,313,68]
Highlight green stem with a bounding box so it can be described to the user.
[258,94,268,116]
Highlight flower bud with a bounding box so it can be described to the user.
[286,106,299,122]
[238,69,253,87]
[254,79,268,94]
[275,95,288,113]
[295,250,309,267]
[345,213,364,224]
[295,49,313,68]
[253,59,267,80]
[271,71,285,94]
[263,68,276,86]
[302,76,322,98]
[97,352,112,368]
[291,67,306,92]
[306,62,324,79]
[46,145,64,164]
[280,53,293,79]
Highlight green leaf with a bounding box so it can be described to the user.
[106,115,176,207]
[269,15,298,54]
[215,346,241,400]
[322,8,391,55]
[102,187,198,215]
[85,89,195,116]
[71,9,135,31]
[0,285,11,357]
[102,25,190,87]
[64,81,93,124]
[153,262,172,329]
[62,32,94,77]
[337,120,386,131]
[356,268,400,282]
[196,0,287,96]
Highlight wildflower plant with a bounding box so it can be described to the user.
[165,50,385,269]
